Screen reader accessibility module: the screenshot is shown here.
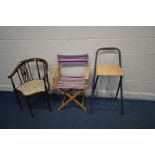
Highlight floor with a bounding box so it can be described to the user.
[0,91,155,129]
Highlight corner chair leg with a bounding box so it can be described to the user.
[47,93,51,112]
[25,96,34,117]
[14,90,22,110]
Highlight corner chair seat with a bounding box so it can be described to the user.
[17,79,47,96]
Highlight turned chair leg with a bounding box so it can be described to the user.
[14,90,23,110]
[25,96,33,117]
[46,92,51,112]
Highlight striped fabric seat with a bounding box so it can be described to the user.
[58,54,88,66]
[54,54,89,111]
[56,76,87,89]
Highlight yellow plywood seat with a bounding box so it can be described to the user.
[97,64,124,76]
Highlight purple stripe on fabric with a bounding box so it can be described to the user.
[58,58,88,61]
[59,62,87,65]
[59,80,85,83]
[58,54,88,59]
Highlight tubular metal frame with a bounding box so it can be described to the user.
[91,47,124,114]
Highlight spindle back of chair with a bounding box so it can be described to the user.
[8,58,49,89]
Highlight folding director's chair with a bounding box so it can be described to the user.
[52,54,90,111]
[92,47,124,114]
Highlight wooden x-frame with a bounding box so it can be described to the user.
[51,65,89,111]
[58,89,87,111]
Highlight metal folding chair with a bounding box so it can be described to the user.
[52,54,90,111]
[92,47,124,114]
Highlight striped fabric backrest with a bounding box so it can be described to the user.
[57,54,88,66]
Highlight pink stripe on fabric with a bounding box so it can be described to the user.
[59,81,85,84]
[60,77,85,80]
[57,84,85,87]
[58,62,87,64]
[61,76,85,78]
[56,85,87,89]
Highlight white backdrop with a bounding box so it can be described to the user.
[0,26,155,100]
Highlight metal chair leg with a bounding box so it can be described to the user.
[25,97,33,117]
[91,76,100,113]
[14,90,22,110]
[120,76,124,115]
[92,76,99,97]
[115,77,121,99]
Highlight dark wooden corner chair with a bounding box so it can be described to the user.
[8,58,51,117]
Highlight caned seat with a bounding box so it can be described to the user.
[17,79,47,96]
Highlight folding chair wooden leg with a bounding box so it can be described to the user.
[58,90,87,111]
[65,93,87,111]
[62,94,67,105]
[58,91,80,110]
[58,93,68,109]
[82,94,85,106]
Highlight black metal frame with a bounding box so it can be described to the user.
[91,47,124,114]
[8,58,51,117]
